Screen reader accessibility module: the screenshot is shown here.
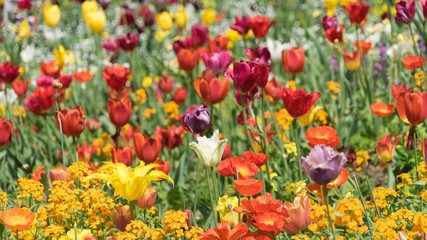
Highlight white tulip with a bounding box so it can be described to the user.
[189,129,227,167]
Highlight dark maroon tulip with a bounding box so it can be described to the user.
[230,15,250,35]
[395,0,415,24]
[223,61,270,93]
[321,16,338,30]
[180,104,212,135]
[59,75,73,89]
[245,46,271,66]
[301,145,347,186]
[235,88,260,107]
[0,62,20,84]
[119,11,135,26]
[116,33,139,53]
[102,38,120,52]
[191,24,209,47]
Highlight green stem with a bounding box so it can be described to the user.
[270,103,289,177]
[292,120,303,180]
[409,24,421,56]
[44,117,54,165]
[242,95,256,151]
[324,187,336,240]
[205,165,218,226]
[55,98,67,166]
[192,159,200,227]
[72,137,78,163]
[365,176,381,219]
[210,167,219,205]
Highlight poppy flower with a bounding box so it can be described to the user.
[31,166,46,182]
[73,70,93,83]
[282,87,321,119]
[0,208,35,230]
[325,24,344,44]
[376,133,402,163]
[395,0,415,24]
[116,33,139,53]
[251,212,285,232]
[234,193,282,216]
[199,221,248,240]
[343,49,361,71]
[344,2,370,26]
[264,75,282,102]
[25,86,56,116]
[194,71,230,105]
[0,62,20,83]
[77,141,97,163]
[396,91,427,126]
[12,79,29,98]
[158,76,174,94]
[247,16,277,39]
[392,82,412,102]
[111,146,134,166]
[173,87,188,105]
[224,61,270,93]
[402,55,425,70]
[304,126,340,148]
[242,151,269,167]
[55,105,87,137]
[217,156,258,179]
[39,60,61,79]
[108,98,132,128]
[280,196,310,234]
[281,47,305,75]
[133,133,162,164]
[155,125,184,150]
[217,157,241,177]
[354,40,372,56]
[230,15,250,35]
[326,168,349,188]
[234,179,263,196]
[0,117,13,147]
[102,65,131,93]
[370,102,395,117]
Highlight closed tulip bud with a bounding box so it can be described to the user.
[55,105,87,137]
[343,49,361,71]
[16,20,31,41]
[180,104,212,135]
[137,187,157,209]
[264,75,282,102]
[177,49,198,72]
[156,11,173,31]
[111,146,133,166]
[12,79,29,98]
[44,4,61,28]
[133,133,162,164]
[395,0,415,24]
[0,117,13,147]
[49,166,69,183]
[202,8,216,25]
[174,7,188,29]
[159,76,174,94]
[108,98,132,128]
[113,205,134,231]
[281,47,305,75]
[87,119,100,132]
[85,9,106,34]
[173,87,188,105]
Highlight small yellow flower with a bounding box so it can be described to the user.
[44,4,61,28]
[174,7,188,29]
[156,11,173,31]
[202,8,216,25]
[142,76,153,88]
[155,30,169,42]
[65,228,92,240]
[53,45,74,67]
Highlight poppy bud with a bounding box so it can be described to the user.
[136,187,157,209]
[180,104,212,135]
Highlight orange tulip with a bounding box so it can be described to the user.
[403,55,425,70]
[111,146,133,166]
[177,49,198,72]
[247,16,277,39]
[132,133,162,164]
[113,205,134,231]
[39,60,62,79]
[73,70,93,83]
[194,70,230,105]
[376,133,402,163]
[0,117,13,147]
[173,87,188,105]
[137,186,157,209]
[108,98,132,128]
[0,208,35,230]
[343,49,360,71]
[396,91,427,126]
[370,102,395,117]
[281,47,305,75]
[54,105,87,137]
[12,79,29,98]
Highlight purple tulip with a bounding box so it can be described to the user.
[395,0,415,24]
[201,51,232,75]
[180,104,212,135]
[245,46,271,66]
[301,145,347,186]
[321,16,338,31]
[223,61,270,94]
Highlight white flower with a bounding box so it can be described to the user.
[189,129,227,167]
[265,38,293,61]
[20,45,35,63]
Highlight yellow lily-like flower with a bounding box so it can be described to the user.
[216,195,239,227]
[82,162,173,201]
[53,45,74,67]
[44,4,61,28]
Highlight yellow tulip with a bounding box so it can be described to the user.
[156,11,173,31]
[174,7,189,29]
[16,21,31,41]
[44,4,61,28]
[63,229,92,240]
[324,0,338,9]
[82,162,173,201]
[53,45,74,67]
[85,8,106,34]
[298,106,323,127]
[0,0,4,4]
[340,0,357,8]
[81,0,98,21]
[216,195,239,227]
[201,8,216,26]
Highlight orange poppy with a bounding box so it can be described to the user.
[403,55,425,70]
[354,40,372,56]
[250,212,285,232]
[370,102,395,117]
[0,208,35,230]
[304,126,340,148]
[241,151,269,167]
[73,70,93,83]
[217,157,258,180]
[234,193,282,215]
[326,168,349,188]
[307,184,325,204]
[234,179,264,196]
[199,221,248,240]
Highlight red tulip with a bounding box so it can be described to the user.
[12,79,29,98]
[392,82,412,103]
[282,88,321,119]
[54,105,86,137]
[155,125,183,150]
[281,47,305,75]
[108,98,132,128]
[39,60,61,79]
[194,71,230,105]
[173,87,188,105]
[344,2,370,26]
[264,75,282,102]
[223,61,270,94]
[177,49,198,72]
[111,146,134,166]
[0,62,20,84]
[403,55,425,70]
[133,133,162,164]
[376,133,402,163]
[158,76,174,94]
[0,117,13,147]
[25,86,56,116]
[396,91,427,126]
[77,141,97,163]
[119,11,136,26]
[325,24,344,44]
[102,65,131,93]
[59,75,73,89]
[230,15,250,35]
[247,16,277,39]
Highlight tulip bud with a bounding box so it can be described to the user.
[173,87,188,105]
[156,11,173,31]
[201,8,216,26]
[49,166,69,183]
[137,187,156,209]
[174,7,188,29]
[113,205,134,231]
[159,76,174,94]
[108,98,132,128]
[111,146,133,166]
[180,104,212,135]
[0,117,13,147]
[44,4,61,28]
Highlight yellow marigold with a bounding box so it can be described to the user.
[162,210,188,237]
[326,81,340,100]
[308,203,333,232]
[396,173,413,189]
[417,161,427,181]
[68,161,92,188]
[10,228,34,240]
[412,213,427,234]
[275,108,294,132]
[373,218,398,239]
[390,209,414,231]
[116,232,137,240]
[415,71,425,87]
[163,101,180,124]
[44,224,65,239]
[134,88,147,105]
[355,150,370,172]
[369,187,398,216]
[185,227,204,240]
[145,228,165,240]
[291,235,311,240]
[126,220,148,237]
[80,188,116,231]
[144,108,156,119]
[334,198,368,234]
[16,178,44,202]
[0,189,7,210]
[314,108,329,125]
